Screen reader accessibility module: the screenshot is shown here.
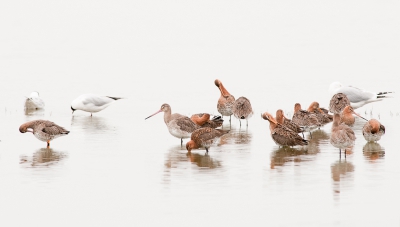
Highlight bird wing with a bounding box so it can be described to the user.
[82,95,114,106]
[41,121,69,135]
[337,86,375,103]
[272,125,306,146]
[175,117,199,132]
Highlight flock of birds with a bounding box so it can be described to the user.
[20,80,392,158]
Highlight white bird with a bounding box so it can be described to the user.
[71,94,122,116]
[24,91,45,109]
[329,81,394,109]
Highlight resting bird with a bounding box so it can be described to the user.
[232,96,253,127]
[262,112,308,147]
[19,120,70,148]
[186,127,229,153]
[329,81,394,109]
[362,119,385,142]
[190,113,224,128]
[275,109,304,134]
[71,94,122,116]
[292,103,321,138]
[329,93,350,114]
[24,91,45,110]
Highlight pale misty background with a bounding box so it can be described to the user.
[0,1,399,227]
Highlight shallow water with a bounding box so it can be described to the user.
[1,1,400,226]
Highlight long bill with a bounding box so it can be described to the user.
[145,109,162,120]
[352,111,368,121]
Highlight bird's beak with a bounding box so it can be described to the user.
[145,109,162,120]
[352,111,368,121]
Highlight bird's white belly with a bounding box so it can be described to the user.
[167,122,191,139]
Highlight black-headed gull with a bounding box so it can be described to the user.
[329,82,394,109]
[24,91,45,109]
[19,120,70,148]
[71,94,122,116]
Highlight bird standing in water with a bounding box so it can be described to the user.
[19,120,70,148]
[215,79,235,123]
[186,127,229,153]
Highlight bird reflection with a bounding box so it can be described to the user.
[307,129,330,154]
[363,142,385,161]
[71,115,112,133]
[165,146,221,169]
[270,146,308,169]
[219,127,252,145]
[20,148,67,168]
[331,160,354,197]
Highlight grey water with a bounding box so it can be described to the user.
[1,1,400,226]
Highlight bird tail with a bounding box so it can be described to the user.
[377,91,395,99]
[106,96,123,100]
[211,115,224,124]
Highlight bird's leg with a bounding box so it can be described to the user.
[339,149,341,159]
[229,115,231,123]
[309,131,312,139]
[47,140,50,148]
[246,119,248,127]
[91,113,93,117]
[205,147,209,153]
[345,149,347,159]
[181,138,183,147]
[301,132,304,138]
[239,120,241,127]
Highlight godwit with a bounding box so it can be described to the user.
[145,103,200,146]
[215,79,235,122]
[329,81,394,109]
[292,103,321,138]
[362,119,385,142]
[307,101,332,125]
[275,109,304,135]
[340,105,368,126]
[19,120,70,148]
[186,127,229,153]
[24,91,45,110]
[262,112,308,147]
[71,94,122,116]
[320,107,333,121]
[329,93,350,114]
[330,114,356,158]
[190,113,224,128]
[232,96,253,127]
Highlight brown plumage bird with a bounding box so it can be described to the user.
[190,113,224,128]
[340,105,368,126]
[215,79,236,122]
[292,103,321,138]
[329,93,350,114]
[262,112,308,147]
[362,119,385,142]
[307,101,332,124]
[275,109,304,134]
[232,96,253,127]
[330,114,356,158]
[19,120,70,148]
[186,127,229,153]
[145,103,201,146]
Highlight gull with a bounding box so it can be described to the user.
[19,120,70,148]
[71,94,122,116]
[24,91,45,109]
[329,81,394,109]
